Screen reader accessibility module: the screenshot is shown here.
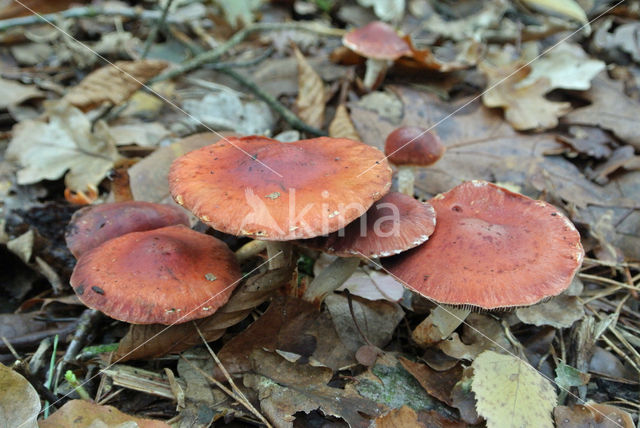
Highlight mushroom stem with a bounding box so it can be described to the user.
[303,256,360,303]
[396,165,415,196]
[411,305,471,347]
[266,242,292,270]
[235,240,268,262]
[363,58,389,91]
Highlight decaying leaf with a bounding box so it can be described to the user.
[412,306,470,347]
[516,295,584,328]
[357,0,405,22]
[6,101,120,191]
[40,399,170,428]
[437,313,515,361]
[374,405,465,428]
[62,60,168,111]
[521,0,587,24]
[216,0,261,28]
[554,402,634,428]
[0,363,40,428]
[245,350,385,428]
[480,63,571,131]
[294,45,325,129]
[563,73,640,150]
[329,104,360,140]
[471,350,557,428]
[0,77,43,109]
[109,121,170,147]
[518,43,605,91]
[593,18,640,63]
[399,357,462,406]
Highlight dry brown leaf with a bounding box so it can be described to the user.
[294,46,325,129]
[41,400,170,428]
[375,406,466,428]
[564,73,640,150]
[516,295,584,328]
[63,60,168,111]
[554,403,634,428]
[245,350,385,428]
[399,357,462,406]
[438,313,515,361]
[0,0,82,19]
[0,363,40,428]
[480,63,571,131]
[0,77,43,109]
[329,104,361,140]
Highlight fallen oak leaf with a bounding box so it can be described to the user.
[6,101,120,192]
[40,399,170,428]
[62,59,168,112]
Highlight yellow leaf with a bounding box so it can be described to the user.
[294,46,325,129]
[471,350,556,428]
[521,0,588,24]
[329,104,360,140]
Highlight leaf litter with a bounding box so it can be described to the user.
[0,0,638,426]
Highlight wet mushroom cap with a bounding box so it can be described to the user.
[384,181,584,309]
[169,134,392,240]
[65,201,190,258]
[301,192,436,257]
[384,127,445,166]
[70,225,242,325]
[342,21,412,60]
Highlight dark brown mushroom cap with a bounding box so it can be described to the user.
[343,21,412,60]
[300,192,436,258]
[169,134,392,240]
[384,181,584,309]
[384,127,445,166]
[65,201,190,259]
[70,225,241,325]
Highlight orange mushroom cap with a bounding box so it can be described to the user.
[343,21,412,61]
[70,225,242,324]
[169,134,392,240]
[384,126,445,167]
[384,181,584,309]
[301,192,436,258]
[65,201,190,259]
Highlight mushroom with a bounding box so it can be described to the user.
[384,180,584,308]
[342,21,412,91]
[168,133,392,269]
[65,201,190,259]
[70,225,242,324]
[299,192,436,302]
[385,126,445,197]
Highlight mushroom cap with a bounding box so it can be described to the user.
[65,201,190,259]
[343,21,412,61]
[300,192,436,258]
[169,134,392,240]
[70,225,242,324]
[384,181,584,309]
[384,127,445,167]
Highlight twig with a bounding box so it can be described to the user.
[344,290,373,347]
[141,0,175,59]
[219,67,326,136]
[149,21,344,84]
[194,324,272,428]
[0,5,185,32]
[53,309,103,391]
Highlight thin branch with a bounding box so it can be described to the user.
[141,0,176,59]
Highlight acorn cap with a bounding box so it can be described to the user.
[70,225,242,324]
[65,201,189,259]
[384,181,584,309]
[342,21,412,61]
[301,192,436,258]
[169,134,392,240]
[384,127,445,167]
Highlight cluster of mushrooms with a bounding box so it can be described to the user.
[65,129,585,339]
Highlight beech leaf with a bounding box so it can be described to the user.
[294,45,325,129]
[0,363,40,428]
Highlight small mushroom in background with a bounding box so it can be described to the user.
[65,201,190,259]
[342,21,412,91]
[168,133,392,271]
[383,180,585,342]
[299,192,436,303]
[385,126,445,197]
[70,225,242,325]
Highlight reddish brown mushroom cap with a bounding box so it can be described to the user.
[65,201,190,258]
[301,192,436,258]
[384,181,584,309]
[70,225,242,324]
[384,127,445,166]
[169,134,392,240]
[343,21,412,60]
